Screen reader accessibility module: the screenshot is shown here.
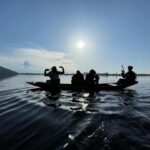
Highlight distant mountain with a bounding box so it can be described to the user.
[0,66,18,79]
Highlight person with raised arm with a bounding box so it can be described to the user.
[117,66,136,85]
[44,66,64,86]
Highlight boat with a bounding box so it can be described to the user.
[27,81,138,92]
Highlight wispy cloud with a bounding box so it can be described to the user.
[0,48,77,73]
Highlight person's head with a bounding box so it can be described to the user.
[76,70,81,74]
[128,66,133,71]
[51,66,57,72]
[89,69,96,75]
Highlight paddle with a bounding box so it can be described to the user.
[121,64,126,75]
[121,65,125,72]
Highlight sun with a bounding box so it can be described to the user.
[77,41,85,49]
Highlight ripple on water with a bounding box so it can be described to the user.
[0,83,150,150]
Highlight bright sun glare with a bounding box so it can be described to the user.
[77,41,85,49]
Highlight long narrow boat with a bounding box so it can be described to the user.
[27,81,138,91]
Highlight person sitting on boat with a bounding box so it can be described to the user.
[117,66,136,85]
[71,70,84,86]
[85,69,99,86]
[44,66,65,86]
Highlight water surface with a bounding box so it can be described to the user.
[0,75,150,150]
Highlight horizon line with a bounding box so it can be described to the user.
[19,73,150,76]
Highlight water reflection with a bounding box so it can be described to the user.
[0,74,18,81]
[27,87,140,115]
[44,92,61,107]
[1,75,150,150]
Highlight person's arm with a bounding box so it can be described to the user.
[71,75,75,84]
[81,74,84,81]
[133,72,137,80]
[121,70,125,78]
[44,69,49,76]
[58,66,65,74]
[95,74,99,84]
[135,73,137,79]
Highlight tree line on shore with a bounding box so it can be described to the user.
[1,66,150,77]
[19,72,150,76]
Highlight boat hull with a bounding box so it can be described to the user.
[27,81,138,91]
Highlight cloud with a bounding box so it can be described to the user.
[0,48,77,73]
[23,61,31,68]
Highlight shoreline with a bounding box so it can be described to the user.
[18,73,150,76]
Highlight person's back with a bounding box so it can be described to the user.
[85,70,99,94]
[124,66,136,82]
[72,71,84,85]
[86,73,94,84]
[85,70,99,85]
[125,70,136,81]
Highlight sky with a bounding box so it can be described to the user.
[0,0,150,73]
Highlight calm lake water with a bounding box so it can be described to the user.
[0,75,150,150]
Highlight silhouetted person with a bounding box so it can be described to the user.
[86,70,99,85]
[117,66,136,85]
[85,70,99,94]
[71,70,84,86]
[44,66,65,87]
